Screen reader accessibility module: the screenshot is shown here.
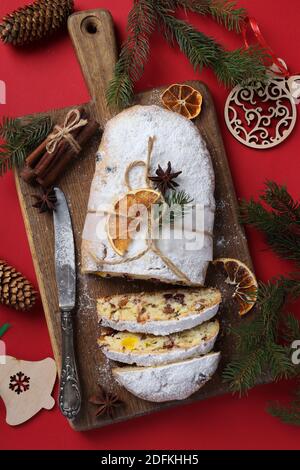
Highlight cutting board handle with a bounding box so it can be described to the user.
[68,9,118,127]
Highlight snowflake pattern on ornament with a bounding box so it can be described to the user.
[9,371,30,395]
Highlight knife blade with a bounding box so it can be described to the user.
[53,187,81,420]
[53,187,76,311]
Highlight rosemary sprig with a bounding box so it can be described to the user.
[165,189,194,209]
[0,115,52,176]
[162,189,194,224]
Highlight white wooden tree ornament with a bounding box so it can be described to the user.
[225,60,300,149]
[0,356,57,426]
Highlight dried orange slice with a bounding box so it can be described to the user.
[107,189,161,256]
[161,84,203,120]
[213,258,258,316]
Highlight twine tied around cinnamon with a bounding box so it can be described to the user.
[46,109,88,154]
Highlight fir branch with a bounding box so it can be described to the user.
[282,313,300,344]
[225,181,300,426]
[262,181,300,220]
[205,0,246,31]
[21,116,52,148]
[171,0,246,32]
[0,115,52,176]
[157,10,222,70]
[0,323,10,339]
[214,46,267,88]
[106,0,157,108]
[222,347,266,395]
[107,0,266,108]
[266,342,295,380]
[156,10,267,87]
[160,189,194,226]
[240,182,300,265]
[268,387,300,426]
[165,189,194,207]
[223,279,300,394]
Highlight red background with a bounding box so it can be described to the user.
[0,0,300,450]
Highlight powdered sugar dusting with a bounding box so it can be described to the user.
[82,105,215,285]
[113,352,221,402]
[55,224,74,266]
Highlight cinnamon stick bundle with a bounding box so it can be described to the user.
[21,108,99,188]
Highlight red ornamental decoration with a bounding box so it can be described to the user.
[225,18,300,150]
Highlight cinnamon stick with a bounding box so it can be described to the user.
[33,110,88,178]
[26,139,48,166]
[20,108,95,188]
[20,139,48,183]
[33,126,82,179]
[20,166,37,184]
[37,119,99,188]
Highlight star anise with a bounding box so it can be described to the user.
[32,188,57,213]
[148,162,182,195]
[89,385,124,418]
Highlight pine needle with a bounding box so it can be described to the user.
[224,181,300,426]
[107,0,267,108]
[0,323,10,339]
[106,0,157,109]
[206,0,246,31]
[282,313,300,343]
[214,46,267,88]
[159,189,194,227]
[171,0,246,32]
[223,279,300,394]
[223,348,266,395]
[268,387,300,426]
[240,181,300,265]
[157,11,222,71]
[165,189,194,207]
[156,8,267,87]
[0,115,52,176]
[262,181,300,219]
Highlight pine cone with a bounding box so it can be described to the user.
[0,0,74,46]
[0,260,37,311]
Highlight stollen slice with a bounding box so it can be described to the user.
[113,352,221,402]
[98,320,219,366]
[98,288,221,335]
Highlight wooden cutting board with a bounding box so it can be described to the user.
[15,9,258,431]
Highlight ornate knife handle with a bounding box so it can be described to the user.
[59,311,81,420]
